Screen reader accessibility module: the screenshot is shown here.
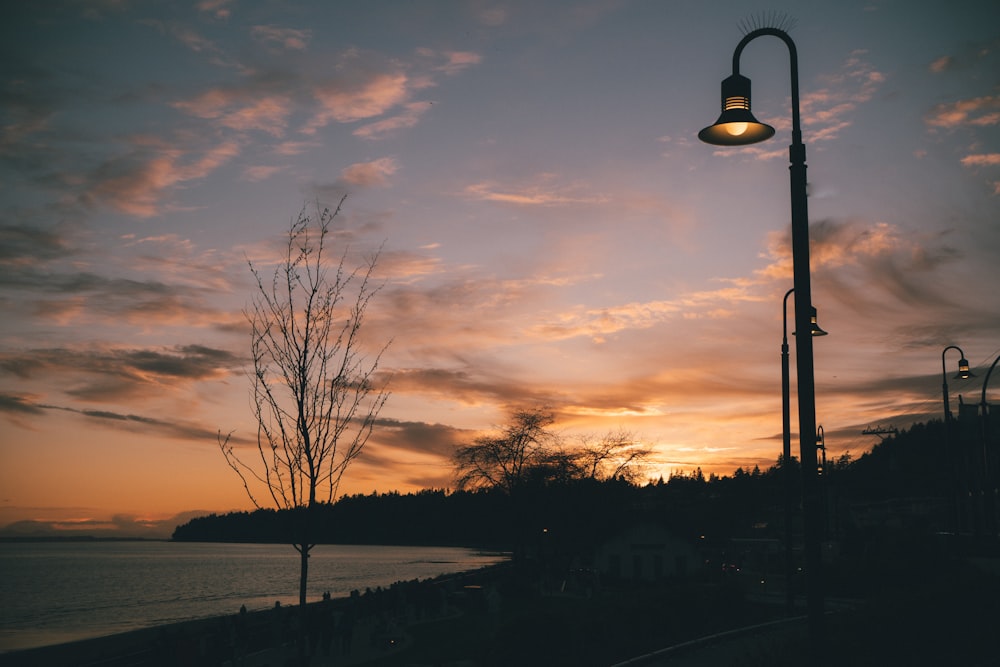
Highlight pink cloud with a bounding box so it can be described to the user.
[89,140,240,217]
[339,158,399,187]
[960,153,1000,167]
[242,165,286,182]
[174,91,293,137]
[464,178,610,206]
[925,96,1000,129]
[794,50,885,144]
[306,72,410,131]
[354,102,433,139]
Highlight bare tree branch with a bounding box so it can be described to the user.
[219,198,391,633]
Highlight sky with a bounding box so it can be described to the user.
[1,0,998,538]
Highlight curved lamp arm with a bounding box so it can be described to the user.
[733,28,801,145]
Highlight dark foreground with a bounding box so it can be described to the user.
[7,556,1000,667]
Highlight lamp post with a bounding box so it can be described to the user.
[981,355,999,536]
[699,26,826,646]
[942,345,973,532]
[781,288,827,614]
[816,424,828,540]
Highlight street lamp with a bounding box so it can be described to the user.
[781,288,827,614]
[700,26,826,646]
[942,345,973,531]
[981,355,999,535]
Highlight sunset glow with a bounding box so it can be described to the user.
[1,1,998,537]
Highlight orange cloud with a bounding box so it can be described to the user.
[758,220,903,280]
[960,153,1000,167]
[925,96,1000,129]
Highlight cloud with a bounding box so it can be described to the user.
[242,164,286,181]
[0,391,45,416]
[250,25,311,51]
[416,48,483,75]
[0,266,234,329]
[173,90,294,137]
[140,19,221,55]
[0,345,242,403]
[0,389,254,448]
[734,50,886,160]
[339,158,399,187]
[4,33,482,221]
[306,71,411,131]
[529,300,682,342]
[961,153,1000,167]
[303,48,482,135]
[464,177,611,206]
[757,219,906,282]
[387,367,557,410]
[375,249,445,283]
[83,139,241,217]
[925,96,1000,129]
[354,102,433,139]
[197,0,234,20]
[371,418,471,459]
[0,510,212,539]
[0,223,76,266]
[929,55,954,73]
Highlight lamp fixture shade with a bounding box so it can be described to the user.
[698,74,775,146]
[809,307,828,336]
[794,306,828,337]
[956,357,974,379]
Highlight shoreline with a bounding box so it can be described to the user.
[2,562,512,666]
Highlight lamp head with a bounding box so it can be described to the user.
[955,357,974,380]
[810,307,828,336]
[698,74,775,146]
[795,306,828,337]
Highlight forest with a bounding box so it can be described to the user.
[173,417,993,555]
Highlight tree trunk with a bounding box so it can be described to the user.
[297,543,310,665]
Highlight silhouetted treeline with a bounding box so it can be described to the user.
[174,418,996,547]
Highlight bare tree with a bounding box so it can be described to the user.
[453,407,556,494]
[574,428,652,482]
[219,198,390,649]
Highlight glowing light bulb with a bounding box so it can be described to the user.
[726,122,748,136]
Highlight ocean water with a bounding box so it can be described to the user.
[0,541,508,653]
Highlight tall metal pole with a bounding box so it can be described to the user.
[781,287,795,615]
[979,355,998,536]
[732,28,824,647]
[942,345,967,532]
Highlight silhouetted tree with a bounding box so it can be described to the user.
[218,198,390,663]
[574,428,652,482]
[453,407,556,494]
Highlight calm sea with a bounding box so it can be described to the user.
[0,541,508,653]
